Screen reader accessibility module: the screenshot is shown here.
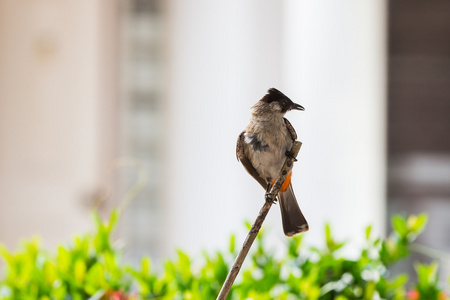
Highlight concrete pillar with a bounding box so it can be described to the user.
[0,0,119,249]
[281,0,387,249]
[164,0,284,253]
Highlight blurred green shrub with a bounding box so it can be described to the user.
[0,212,447,300]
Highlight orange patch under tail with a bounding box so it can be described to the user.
[272,172,292,192]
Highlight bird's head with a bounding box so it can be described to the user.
[252,88,304,117]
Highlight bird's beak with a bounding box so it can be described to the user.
[290,102,305,111]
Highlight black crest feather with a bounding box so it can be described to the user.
[262,88,291,103]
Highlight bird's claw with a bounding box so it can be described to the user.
[265,193,277,204]
[285,150,298,162]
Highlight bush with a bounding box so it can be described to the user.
[0,211,447,299]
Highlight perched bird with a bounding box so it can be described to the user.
[236,88,308,236]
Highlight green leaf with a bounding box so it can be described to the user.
[74,259,87,284]
[107,210,120,233]
[229,234,236,254]
[43,261,57,286]
[56,246,71,273]
[325,223,333,251]
[0,245,14,268]
[288,235,303,257]
[392,215,407,236]
[364,281,376,300]
[103,251,116,273]
[408,214,428,233]
[244,220,252,231]
[85,263,105,294]
[365,225,372,241]
[141,257,151,277]
[392,274,409,289]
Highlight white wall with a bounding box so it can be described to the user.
[164,0,386,255]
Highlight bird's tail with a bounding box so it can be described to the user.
[278,183,308,236]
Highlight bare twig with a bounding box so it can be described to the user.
[109,157,147,214]
[216,141,302,300]
[410,243,450,263]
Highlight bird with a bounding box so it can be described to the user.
[236,88,308,236]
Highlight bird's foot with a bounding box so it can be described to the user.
[265,192,277,204]
[285,150,298,162]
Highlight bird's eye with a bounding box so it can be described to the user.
[281,100,287,106]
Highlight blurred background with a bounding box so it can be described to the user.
[0,0,449,282]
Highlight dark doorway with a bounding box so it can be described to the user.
[388,0,450,283]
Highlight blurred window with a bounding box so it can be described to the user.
[120,0,164,263]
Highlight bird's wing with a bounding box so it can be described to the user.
[236,131,267,189]
[284,118,297,141]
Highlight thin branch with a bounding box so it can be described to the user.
[109,157,148,214]
[410,243,450,263]
[216,141,302,300]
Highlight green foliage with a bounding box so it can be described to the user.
[0,212,447,300]
[414,262,442,299]
[0,210,131,300]
[380,214,428,267]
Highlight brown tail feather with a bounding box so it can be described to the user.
[278,183,308,236]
